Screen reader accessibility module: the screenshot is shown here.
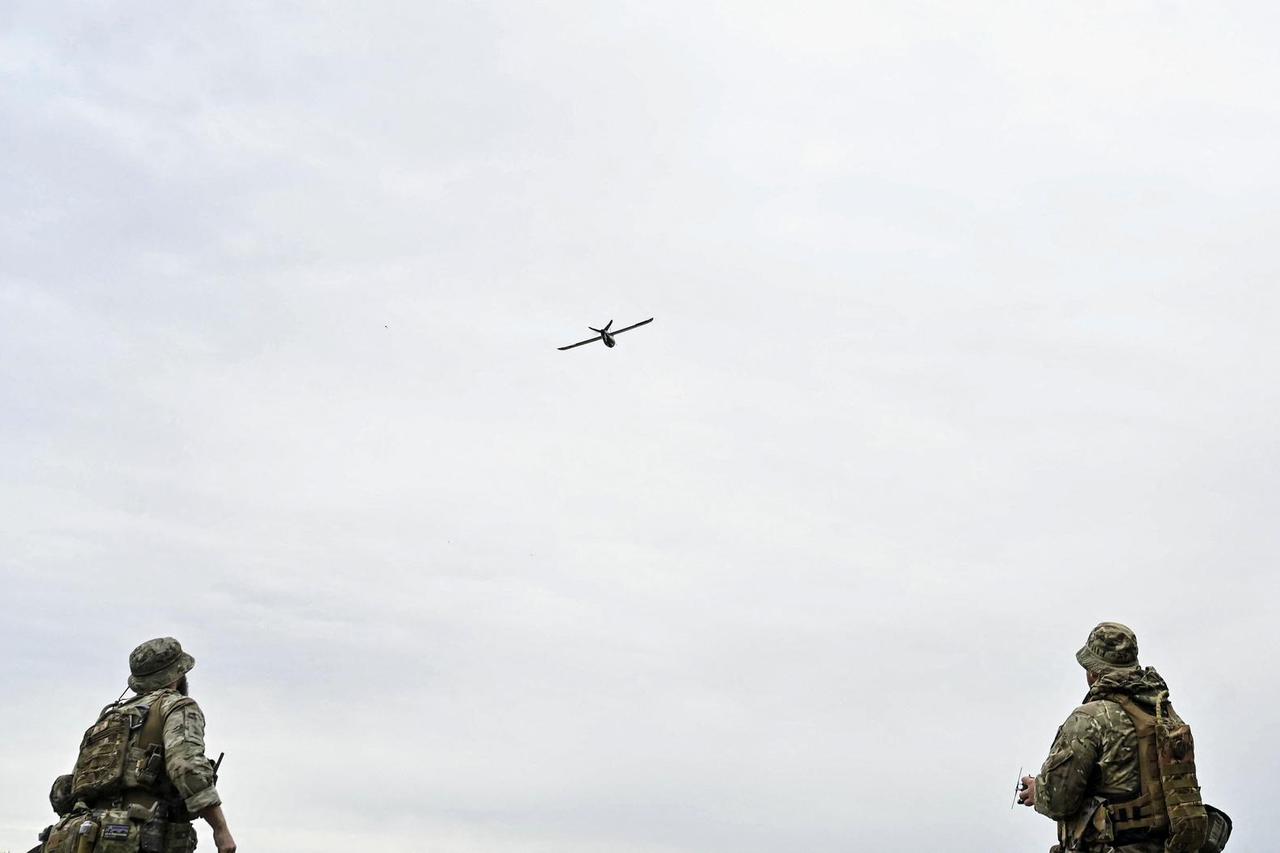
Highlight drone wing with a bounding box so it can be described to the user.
[557,335,603,351]
[610,317,654,336]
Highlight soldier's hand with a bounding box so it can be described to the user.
[1017,775,1036,807]
[213,827,237,853]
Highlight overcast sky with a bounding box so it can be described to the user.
[2,2,1278,851]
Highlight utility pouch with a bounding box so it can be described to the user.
[137,746,164,788]
[138,818,165,853]
[1153,702,1207,853]
[72,815,100,853]
[162,822,197,853]
[88,808,139,853]
[1200,804,1232,853]
[41,815,82,853]
[1158,731,1205,852]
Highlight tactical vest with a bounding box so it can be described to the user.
[1102,692,1207,853]
[70,691,192,812]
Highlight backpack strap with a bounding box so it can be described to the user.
[139,693,196,750]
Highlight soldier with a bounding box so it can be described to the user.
[1017,622,1229,853]
[33,637,237,853]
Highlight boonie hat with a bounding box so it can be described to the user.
[1075,622,1140,673]
[128,637,195,693]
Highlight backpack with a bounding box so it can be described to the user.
[70,693,190,805]
[1106,691,1207,853]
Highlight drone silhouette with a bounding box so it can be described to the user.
[557,318,653,351]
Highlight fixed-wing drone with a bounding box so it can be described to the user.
[557,318,653,351]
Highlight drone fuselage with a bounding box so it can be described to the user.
[560,317,650,351]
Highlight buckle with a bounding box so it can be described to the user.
[129,705,150,731]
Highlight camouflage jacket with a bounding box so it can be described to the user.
[112,688,221,814]
[1034,667,1180,852]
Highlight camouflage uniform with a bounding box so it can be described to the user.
[103,686,223,815]
[1032,623,1189,853]
[35,638,222,853]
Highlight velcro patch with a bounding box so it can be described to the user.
[103,824,131,839]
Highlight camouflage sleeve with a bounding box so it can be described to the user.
[1034,707,1103,820]
[162,697,222,814]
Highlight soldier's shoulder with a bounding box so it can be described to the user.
[1071,697,1135,730]
[148,689,202,718]
[1059,700,1121,733]
[1075,698,1116,716]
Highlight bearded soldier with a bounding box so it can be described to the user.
[1017,622,1231,853]
[32,637,237,853]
